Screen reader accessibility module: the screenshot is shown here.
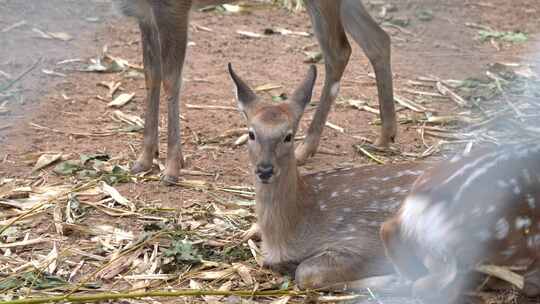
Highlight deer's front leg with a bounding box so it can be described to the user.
[295,1,351,164]
[154,2,191,185]
[340,0,397,147]
[294,250,364,290]
[132,20,161,174]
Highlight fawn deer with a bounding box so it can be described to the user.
[228,63,419,289]
[381,144,540,303]
[114,0,396,184]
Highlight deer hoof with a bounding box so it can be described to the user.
[160,174,178,186]
[374,135,396,148]
[375,127,397,148]
[131,161,152,174]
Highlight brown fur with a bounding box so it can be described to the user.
[229,65,424,289]
[382,144,540,303]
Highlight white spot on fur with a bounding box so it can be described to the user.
[522,169,533,184]
[330,82,340,98]
[453,154,510,202]
[475,230,491,242]
[515,216,531,230]
[336,216,344,222]
[343,207,352,212]
[487,205,496,213]
[497,180,508,188]
[331,191,338,198]
[391,186,403,194]
[320,204,327,211]
[442,152,499,185]
[526,194,536,209]
[527,234,540,249]
[357,218,379,226]
[501,246,517,257]
[495,218,510,240]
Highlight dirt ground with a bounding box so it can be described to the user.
[1,0,540,303]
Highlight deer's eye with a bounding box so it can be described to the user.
[248,131,255,141]
[284,133,293,143]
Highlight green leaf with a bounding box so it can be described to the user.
[164,240,202,265]
[415,9,433,21]
[280,276,291,290]
[103,165,131,184]
[478,30,528,43]
[271,93,288,102]
[53,161,82,175]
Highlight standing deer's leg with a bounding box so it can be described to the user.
[295,0,351,164]
[154,2,192,185]
[380,218,427,280]
[132,19,162,174]
[340,0,397,147]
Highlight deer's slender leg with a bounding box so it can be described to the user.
[132,19,162,174]
[295,0,351,164]
[380,218,427,281]
[153,1,192,184]
[340,0,396,147]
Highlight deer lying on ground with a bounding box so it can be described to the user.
[114,0,397,184]
[381,144,540,303]
[228,63,418,289]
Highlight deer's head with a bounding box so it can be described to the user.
[228,64,317,184]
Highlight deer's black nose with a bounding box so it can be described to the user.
[256,163,274,181]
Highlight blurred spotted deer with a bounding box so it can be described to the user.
[114,0,396,184]
[229,64,419,289]
[381,144,540,303]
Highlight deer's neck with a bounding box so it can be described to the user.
[255,159,316,244]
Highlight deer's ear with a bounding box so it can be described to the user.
[228,63,258,118]
[290,65,317,119]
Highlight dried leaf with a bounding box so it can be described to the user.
[254,83,282,92]
[234,263,254,285]
[97,249,142,279]
[108,93,135,108]
[47,243,59,274]
[100,181,136,211]
[236,30,263,38]
[33,153,62,172]
[112,110,144,129]
[303,51,323,63]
